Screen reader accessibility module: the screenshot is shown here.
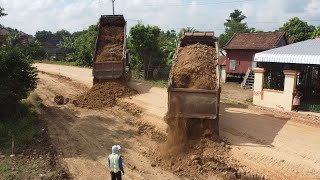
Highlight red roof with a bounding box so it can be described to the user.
[224,32,286,50]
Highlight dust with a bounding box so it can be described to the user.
[95,26,124,62]
[154,138,265,179]
[171,43,218,90]
[73,81,137,109]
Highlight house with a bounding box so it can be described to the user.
[41,38,65,59]
[253,38,320,112]
[0,28,33,45]
[19,31,33,44]
[223,32,291,77]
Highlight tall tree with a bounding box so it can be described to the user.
[0,6,7,17]
[178,27,196,40]
[311,26,320,39]
[278,17,315,42]
[54,29,71,39]
[129,24,161,79]
[219,9,255,47]
[35,30,54,43]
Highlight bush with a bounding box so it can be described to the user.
[0,46,38,116]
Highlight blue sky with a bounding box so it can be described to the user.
[0,0,319,36]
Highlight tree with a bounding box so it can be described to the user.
[219,9,255,47]
[0,46,38,116]
[311,26,320,39]
[178,27,196,40]
[159,30,177,65]
[35,30,54,43]
[73,25,97,66]
[0,6,7,17]
[278,17,315,42]
[54,29,71,39]
[129,24,162,79]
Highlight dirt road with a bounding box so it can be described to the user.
[35,63,320,179]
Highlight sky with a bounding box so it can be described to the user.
[0,0,319,36]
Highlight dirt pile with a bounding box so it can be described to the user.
[73,81,137,109]
[171,43,218,90]
[96,26,124,62]
[154,138,265,179]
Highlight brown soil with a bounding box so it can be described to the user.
[73,81,137,109]
[171,43,218,90]
[54,95,64,105]
[95,26,124,62]
[155,137,265,180]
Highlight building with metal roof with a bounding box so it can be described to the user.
[253,38,320,113]
[254,38,320,65]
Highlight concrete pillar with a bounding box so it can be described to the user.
[283,70,298,111]
[253,68,265,104]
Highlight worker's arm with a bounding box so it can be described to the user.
[119,156,124,174]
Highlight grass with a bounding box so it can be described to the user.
[34,59,78,66]
[0,93,42,153]
[146,80,168,88]
[0,163,16,180]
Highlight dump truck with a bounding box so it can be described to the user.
[167,32,221,136]
[92,15,131,84]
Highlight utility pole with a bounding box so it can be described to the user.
[112,0,115,15]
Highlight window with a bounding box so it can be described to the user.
[230,59,236,71]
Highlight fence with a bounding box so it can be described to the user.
[263,70,285,91]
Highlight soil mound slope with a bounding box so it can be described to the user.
[171,43,218,90]
[73,81,137,109]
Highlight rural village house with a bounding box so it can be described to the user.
[253,38,320,112]
[0,27,32,45]
[223,32,293,78]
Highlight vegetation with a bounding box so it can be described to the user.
[34,30,55,44]
[278,17,316,42]
[34,59,78,66]
[0,100,39,150]
[219,9,255,47]
[311,26,320,39]
[0,46,38,116]
[0,6,6,17]
[0,7,40,151]
[128,24,163,79]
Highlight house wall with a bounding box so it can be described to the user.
[277,37,287,47]
[253,68,297,111]
[226,49,261,75]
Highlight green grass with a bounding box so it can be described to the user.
[146,80,168,88]
[34,60,78,66]
[0,94,42,153]
[0,161,17,180]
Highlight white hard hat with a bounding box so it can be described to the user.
[112,145,121,152]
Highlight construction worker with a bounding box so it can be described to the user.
[108,145,124,180]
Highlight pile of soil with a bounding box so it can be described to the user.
[154,138,265,179]
[73,81,137,109]
[171,43,218,90]
[95,26,124,62]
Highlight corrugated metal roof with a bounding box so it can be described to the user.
[254,38,320,64]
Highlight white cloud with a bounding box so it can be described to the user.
[0,0,319,36]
